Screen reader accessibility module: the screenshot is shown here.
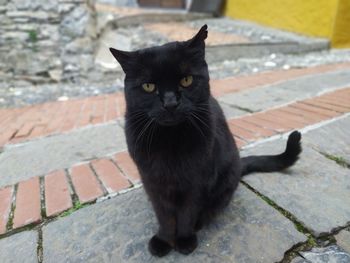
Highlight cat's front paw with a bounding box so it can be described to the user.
[175,234,198,255]
[148,235,172,257]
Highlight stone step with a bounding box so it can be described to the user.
[96,3,212,31]
[96,17,329,70]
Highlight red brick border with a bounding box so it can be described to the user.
[91,159,131,193]
[1,86,349,235]
[45,171,72,217]
[70,164,104,204]
[13,177,41,229]
[1,62,350,147]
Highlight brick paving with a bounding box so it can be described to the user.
[70,164,105,204]
[1,62,350,148]
[114,152,141,184]
[13,177,41,229]
[91,158,131,193]
[44,171,72,217]
[0,84,349,234]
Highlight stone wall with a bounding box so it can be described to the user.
[0,0,97,84]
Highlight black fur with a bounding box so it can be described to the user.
[241,131,302,176]
[110,24,302,257]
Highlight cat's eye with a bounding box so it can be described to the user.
[142,83,156,93]
[180,76,193,88]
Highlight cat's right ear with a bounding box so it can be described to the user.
[109,48,135,73]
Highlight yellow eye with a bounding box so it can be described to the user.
[142,83,156,93]
[180,76,193,88]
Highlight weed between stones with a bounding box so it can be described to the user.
[321,153,350,168]
[6,184,18,231]
[241,180,317,262]
[232,105,255,113]
[60,201,89,218]
[37,228,43,263]
[241,180,313,235]
[241,180,350,263]
[39,177,46,219]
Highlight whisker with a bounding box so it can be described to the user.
[133,119,154,158]
[126,117,148,132]
[187,114,206,138]
[191,112,211,130]
[147,121,158,159]
[126,113,149,131]
[194,108,211,115]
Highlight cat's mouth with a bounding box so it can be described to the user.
[156,113,186,126]
[157,119,182,126]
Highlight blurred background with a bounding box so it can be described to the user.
[0,0,349,109]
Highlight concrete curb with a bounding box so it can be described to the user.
[206,40,329,63]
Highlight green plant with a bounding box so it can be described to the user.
[60,201,88,217]
[28,30,38,43]
[323,153,349,168]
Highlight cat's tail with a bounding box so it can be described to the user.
[240,131,302,176]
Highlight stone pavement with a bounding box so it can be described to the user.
[1,57,350,262]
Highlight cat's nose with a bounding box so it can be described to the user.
[164,101,179,112]
[163,92,179,112]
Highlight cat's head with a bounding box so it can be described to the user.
[110,25,210,127]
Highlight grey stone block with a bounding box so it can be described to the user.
[335,230,350,254]
[300,245,350,263]
[242,138,350,236]
[304,116,350,165]
[0,231,38,263]
[219,102,248,119]
[43,186,306,262]
[290,256,312,263]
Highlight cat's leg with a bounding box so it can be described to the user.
[148,200,176,257]
[196,168,240,229]
[175,202,199,255]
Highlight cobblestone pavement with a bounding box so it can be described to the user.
[1,54,350,262]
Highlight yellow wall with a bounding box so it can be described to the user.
[332,0,350,47]
[224,0,350,48]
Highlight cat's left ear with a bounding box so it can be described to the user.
[109,47,136,73]
[187,24,208,48]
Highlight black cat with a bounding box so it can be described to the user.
[110,25,301,257]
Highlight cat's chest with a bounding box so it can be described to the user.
[135,145,213,182]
